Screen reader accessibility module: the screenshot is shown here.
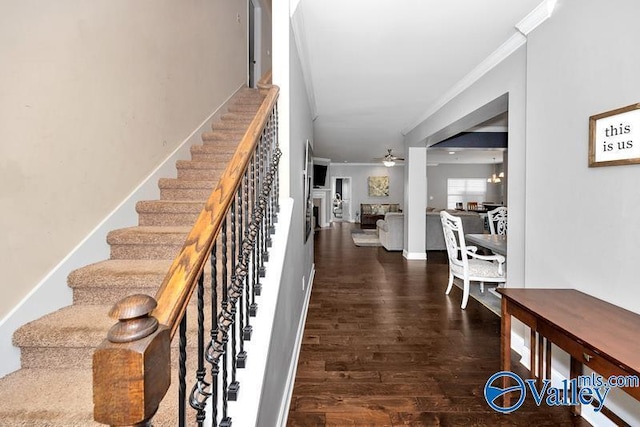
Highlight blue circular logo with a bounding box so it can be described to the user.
[484,371,527,413]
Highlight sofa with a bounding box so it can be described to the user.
[376,212,404,251]
[426,210,484,250]
[360,203,400,229]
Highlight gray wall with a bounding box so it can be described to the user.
[525,0,640,313]
[328,164,405,220]
[426,163,503,209]
[258,20,314,426]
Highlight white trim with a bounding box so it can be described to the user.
[226,198,296,427]
[402,32,527,136]
[403,250,427,260]
[516,0,557,36]
[276,262,315,427]
[0,86,244,378]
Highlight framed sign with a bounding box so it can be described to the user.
[589,103,640,167]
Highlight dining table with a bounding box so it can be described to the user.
[465,233,507,256]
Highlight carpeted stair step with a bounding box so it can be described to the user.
[228,101,263,113]
[190,144,237,162]
[137,200,205,226]
[14,302,224,369]
[158,178,217,201]
[68,259,219,306]
[201,129,246,144]
[232,88,264,102]
[176,160,227,180]
[13,305,113,369]
[107,226,190,260]
[0,368,98,426]
[68,259,173,305]
[211,118,253,131]
[0,365,202,426]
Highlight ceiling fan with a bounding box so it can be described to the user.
[374,149,405,167]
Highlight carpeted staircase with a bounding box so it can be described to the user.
[0,88,265,426]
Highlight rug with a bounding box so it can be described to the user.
[452,279,501,316]
[351,229,382,247]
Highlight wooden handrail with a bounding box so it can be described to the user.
[153,85,279,337]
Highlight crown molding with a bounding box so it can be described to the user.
[401,32,526,135]
[291,6,319,120]
[516,0,557,35]
[402,0,556,136]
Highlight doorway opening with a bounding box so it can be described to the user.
[331,177,352,222]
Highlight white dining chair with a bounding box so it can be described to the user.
[440,210,506,309]
[487,206,507,235]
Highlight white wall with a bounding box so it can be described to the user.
[0,0,248,320]
[257,7,315,425]
[328,164,405,221]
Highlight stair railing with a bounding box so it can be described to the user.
[93,83,280,426]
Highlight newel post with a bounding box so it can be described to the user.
[93,294,171,426]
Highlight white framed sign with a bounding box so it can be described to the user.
[589,103,640,167]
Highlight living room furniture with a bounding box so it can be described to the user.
[360,203,400,229]
[498,288,640,421]
[376,212,403,251]
[426,210,484,250]
[441,211,506,309]
[487,206,507,235]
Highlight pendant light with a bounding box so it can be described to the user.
[487,157,502,184]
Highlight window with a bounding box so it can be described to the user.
[447,178,487,209]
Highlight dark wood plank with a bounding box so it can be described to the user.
[287,223,590,426]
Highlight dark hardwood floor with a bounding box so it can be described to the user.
[287,223,590,426]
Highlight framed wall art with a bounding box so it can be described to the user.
[303,140,313,242]
[368,176,389,197]
[589,103,640,167]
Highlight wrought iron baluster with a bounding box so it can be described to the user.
[237,180,248,367]
[228,196,239,401]
[220,220,231,426]
[205,241,219,427]
[273,107,281,214]
[189,273,211,425]
[251,152,261,298]
[259,136,268,278]
[179,312,187,427]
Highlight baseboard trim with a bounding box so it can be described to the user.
[276,263,315,427]
[403,250,427,260]
[0,85,245,378]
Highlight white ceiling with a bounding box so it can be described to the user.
[291,0,545,165]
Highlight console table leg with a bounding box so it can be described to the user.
[537,333,544,387]
[501,298,512,407]
[530,329,537,381]
[545,339,551,380]
[570,356,583,416]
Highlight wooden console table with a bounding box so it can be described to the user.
[498,288,640,419]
